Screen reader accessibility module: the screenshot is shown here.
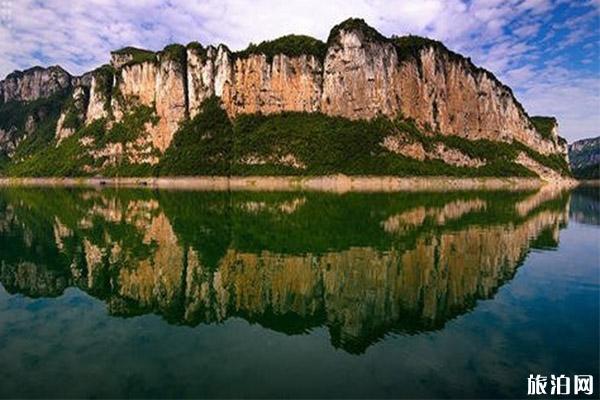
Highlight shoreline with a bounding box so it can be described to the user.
[0,175,580,192]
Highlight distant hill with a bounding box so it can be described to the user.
[569,137,600,179]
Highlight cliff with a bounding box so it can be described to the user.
[0,18,571,179]
[568,136,599,179]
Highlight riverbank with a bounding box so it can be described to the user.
[0,175,580,192]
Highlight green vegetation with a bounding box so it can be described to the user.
[235,35,327,63]
[391,35,445,63]
[0,90,67,134]
[229,112,547,177]
[0,89,69,163]
[160,44,187,65]
[5,120,103,177]
[6,105,158,177]
[186,41,206,57]
[327,18,387,45]
[100,105,158,146]
[112,47,157,66]
[91,64,115,112]
[60,90,87,131]
[530,116,556,140]
[159,97,232,176]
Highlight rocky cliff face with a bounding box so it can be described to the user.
[102,47,188,151]
[0,18,570,175]
[568,136,599,179]
[569,136,600,169]
[0,66,71,104]
[221,53,323,116]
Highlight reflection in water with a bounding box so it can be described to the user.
[570,185,600,225]
[0,187,570,353]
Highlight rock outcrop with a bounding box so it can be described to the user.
[106,46,188,151]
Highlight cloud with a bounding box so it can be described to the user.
[0,0,598,141]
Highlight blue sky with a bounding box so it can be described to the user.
[0,0,598,142]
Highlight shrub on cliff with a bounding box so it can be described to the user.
[236,35,327,63]
[530,116,556,140]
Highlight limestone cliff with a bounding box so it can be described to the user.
[0,18,570,176]
[107,46,188,151]
[221,53,323,116]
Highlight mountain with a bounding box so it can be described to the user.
[569,136,599,179]
[0,18,570,179]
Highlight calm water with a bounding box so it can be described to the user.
[0,185,597,398]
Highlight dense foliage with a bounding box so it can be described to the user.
[160,44,187,64]
[530,116,556,140]
[236,35,327,63]
[0,90,69,162]
[228,112,546,177]
[186,41,206,57]
[6,105,159,177]
[159,97,233,175]
[5,120,101,177]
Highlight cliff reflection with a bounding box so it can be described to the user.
[0,187,570,353]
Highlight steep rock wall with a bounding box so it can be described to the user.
[0,66,71,103]
[321,28,399,118]
[395,47,563,156]
[110,53,187,152]
[55,86,89,143]
[85,69,112,124]
[221,53,322,116]
[186,45,233,118]
[181,21,565,158]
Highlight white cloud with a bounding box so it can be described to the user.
[0,0,598,141]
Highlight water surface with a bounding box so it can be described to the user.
[0,185,597,398]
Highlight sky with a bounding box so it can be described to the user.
[0,0,598,142]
